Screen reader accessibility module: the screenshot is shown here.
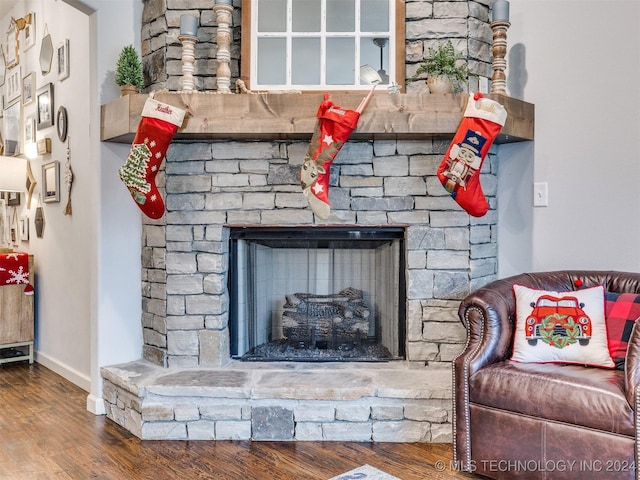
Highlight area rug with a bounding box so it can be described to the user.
[329,464,402,480]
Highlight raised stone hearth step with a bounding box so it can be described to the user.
[101,360,453,442]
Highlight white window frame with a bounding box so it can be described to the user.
[241,0,405,92]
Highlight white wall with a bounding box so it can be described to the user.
[2,0,143,414]
[2,0,94,388]
[499,0,640,276]
[76,0,144,414]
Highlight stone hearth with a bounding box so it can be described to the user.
[102,360,452,441]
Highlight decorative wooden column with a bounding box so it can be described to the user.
[213,1,234,94]
[179,34,198,91]
[490,21,510,94]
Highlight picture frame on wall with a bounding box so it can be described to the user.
[36,83,54,130]
[19,215,29,242]
[22,12,36,51]
[42,160,60,203]
[22,71,34,105]
[6,191,20,207]
[57,39,69,81]
[24,114,35,145]
[0,199,7,245]
[6,22,19,69]
[4,99,21,156]
[9,209,17,246]
[7,66,21,103]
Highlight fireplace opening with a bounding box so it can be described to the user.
[228,227,406,362]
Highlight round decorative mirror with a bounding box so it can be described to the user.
[40,28,53,75]
[57,106,68,142]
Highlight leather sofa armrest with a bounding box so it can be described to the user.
[455,278,517,375]
[453,277,516,470]
[625,319,640,408]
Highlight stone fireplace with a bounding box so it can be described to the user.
[142,136,497,369]
[101,133,500,441]
[99,0,534,442]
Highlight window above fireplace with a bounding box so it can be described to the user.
[242,0,406,91]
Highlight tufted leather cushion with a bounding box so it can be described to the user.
[469,361,634,436]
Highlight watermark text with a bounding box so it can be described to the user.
[434,459,635,474]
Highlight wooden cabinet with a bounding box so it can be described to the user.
[0,254,34,364]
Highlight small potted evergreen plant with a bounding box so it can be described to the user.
[115,45,144,96]
[413,40,474,94]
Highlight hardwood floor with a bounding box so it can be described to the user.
[0,363,480,479]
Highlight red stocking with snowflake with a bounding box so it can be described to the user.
[118,97,185,219]
[300,93,362,219]
[437,93,507,217]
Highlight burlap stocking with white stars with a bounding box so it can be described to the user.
[300,93,361,220]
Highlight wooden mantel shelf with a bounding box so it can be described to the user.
[101,92,534,144]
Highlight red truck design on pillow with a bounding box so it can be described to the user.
[525,295,592,348]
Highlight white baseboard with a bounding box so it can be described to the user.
[35,352,107,416]
[86,393,106,415]
[34,351,91,392]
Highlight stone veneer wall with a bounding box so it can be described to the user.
[137,0,498,367]
[141,138,498,368]
[141,0,494,93]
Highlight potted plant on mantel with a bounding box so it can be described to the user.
[413,40,475,94]
[115,45,144,96]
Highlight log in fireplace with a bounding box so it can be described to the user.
[228,226,405,361]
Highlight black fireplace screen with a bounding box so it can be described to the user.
[228,227,406,361]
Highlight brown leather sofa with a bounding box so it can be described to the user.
[453,271,640,480]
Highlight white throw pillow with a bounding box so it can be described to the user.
[511,284,614,368]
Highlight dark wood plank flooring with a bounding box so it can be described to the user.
[0,363,481,479]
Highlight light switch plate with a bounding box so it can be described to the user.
[533,182,548,207]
